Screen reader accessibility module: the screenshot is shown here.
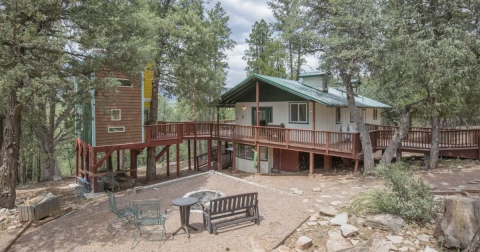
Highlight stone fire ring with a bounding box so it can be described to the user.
[183,190,226,213]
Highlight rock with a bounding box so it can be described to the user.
[315,199,324,203]
[312,187,322,192]
[468,181,479,184]
[389,243,399,251]
[253,249,266,252]
[293,190,304,195]
[318,206,338,217]
[330,201,343,206]
[369,234,391,252]
[295,236,313,251]
[365,214,406,232]
[307,221,318,226]
[307,209,316,213]
[326,238,352,252]
[328,229,344,240]
[423,246,437,252]
[457,166,464,169]
[387,236,404,244]
[433,196,480,249]
[330,212,348,226]
[417,235,430,242]
[350,239,360,245]
[277,245,290,252]
[440,182,449,186]
[290,188,299,191]
[302,199,309,203]
[399,247,408,252]
[318,221,329,226]
[0,216,6,223]
[320,195,332,198]
[309,215,317,221]
[341,224,358,238]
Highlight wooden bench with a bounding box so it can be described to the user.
[201,192,260,235]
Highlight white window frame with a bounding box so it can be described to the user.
[111,109,121,121]
[373,109,378,120]
[108,126,125,133]
[116,78,133,88]
[289,102,308,124]
[336,108,341,124]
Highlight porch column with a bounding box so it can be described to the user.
[310,101,316,176]
[232,142,236,171]
[116,150,120,171]
[217,140,222,170]
[208,138,212,170]
[194,139,197,170]
[80,146,85,179]
[85,148,90,184]
[75,141,79,182]
[188,140,191,170]
[256,145,261,174]
[255,80,259,144]
[324,155,332,171]
[166,147,170,176]
[130,150,137,179]
[354,160,359,173]
[92,149,98,192]
[176,143,180,178]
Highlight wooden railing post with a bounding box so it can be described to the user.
[326,133,330,155]
[286,129,290,149]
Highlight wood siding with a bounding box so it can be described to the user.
[94,71,143,147]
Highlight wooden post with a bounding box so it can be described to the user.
[81,145,85,179]
[324,155,332,171]
[256,80,259,127]
[188,140,191,170]
[257,145,261,173]
[92,149,98,192]
[85,147,90,183]
[309,152,314,176]
[208,138,212,170]
[194,139,197,170]
[176,143,180,178]
[477,132,480,160]
[116,150,120,171]
[75,141,79,182]
[217,140,222,170]
[354,160,359,173]
[232,141,236,171]
[131,149,138,179]
[166,147,170,176]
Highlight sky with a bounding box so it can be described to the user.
[207,0,319,88]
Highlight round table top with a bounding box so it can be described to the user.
[172,197,198,207]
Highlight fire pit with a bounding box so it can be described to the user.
[183,190,225,213]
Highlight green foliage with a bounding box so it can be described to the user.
[345,163,438,223]
[243,19,288,78]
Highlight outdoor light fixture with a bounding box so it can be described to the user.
[242,106,246,110]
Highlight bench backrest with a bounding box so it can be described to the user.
[209,192,258,214]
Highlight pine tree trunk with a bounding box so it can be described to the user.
[380,106,412,164]
[146,73,159,182]
[341,73,375,172]
[0,114,4,168]
[428,114,440,170]
[0,90,22,209]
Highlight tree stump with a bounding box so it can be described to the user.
[433,196,480,249]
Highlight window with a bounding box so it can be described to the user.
[108,126,125,133]
[236,144,268,161]
[336,108,341,124]
[117,78,132,87]
[373,109,378,120]
[111,109,121,121]
[290,102,308,123]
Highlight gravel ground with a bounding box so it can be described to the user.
[10,173,307,252]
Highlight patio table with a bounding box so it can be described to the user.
[172,197,198,238]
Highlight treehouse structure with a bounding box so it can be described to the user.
[75,70,480,193]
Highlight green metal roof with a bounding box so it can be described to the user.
[219,74,390,108]
[298,72,327,77]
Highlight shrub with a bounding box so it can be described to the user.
[345,162,438,223]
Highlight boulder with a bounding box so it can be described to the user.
[341,224,358,238]
[318,206,338,217]
[424,246,437,252]
[295,236,313,251]
[364,214,406,232]
[417,235,430,242]
[312,187,322,192]
[330,212,348,226]
[386,236,403,244]
[328,229,344,240]
[433,196,480,249]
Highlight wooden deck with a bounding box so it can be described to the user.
[76,122,480,192]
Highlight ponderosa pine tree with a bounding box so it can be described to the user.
[0,0,156,208]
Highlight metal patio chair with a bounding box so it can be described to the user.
[107,190,135,235]
[132,199,167,249]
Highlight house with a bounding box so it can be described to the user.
[216,72,390,174]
